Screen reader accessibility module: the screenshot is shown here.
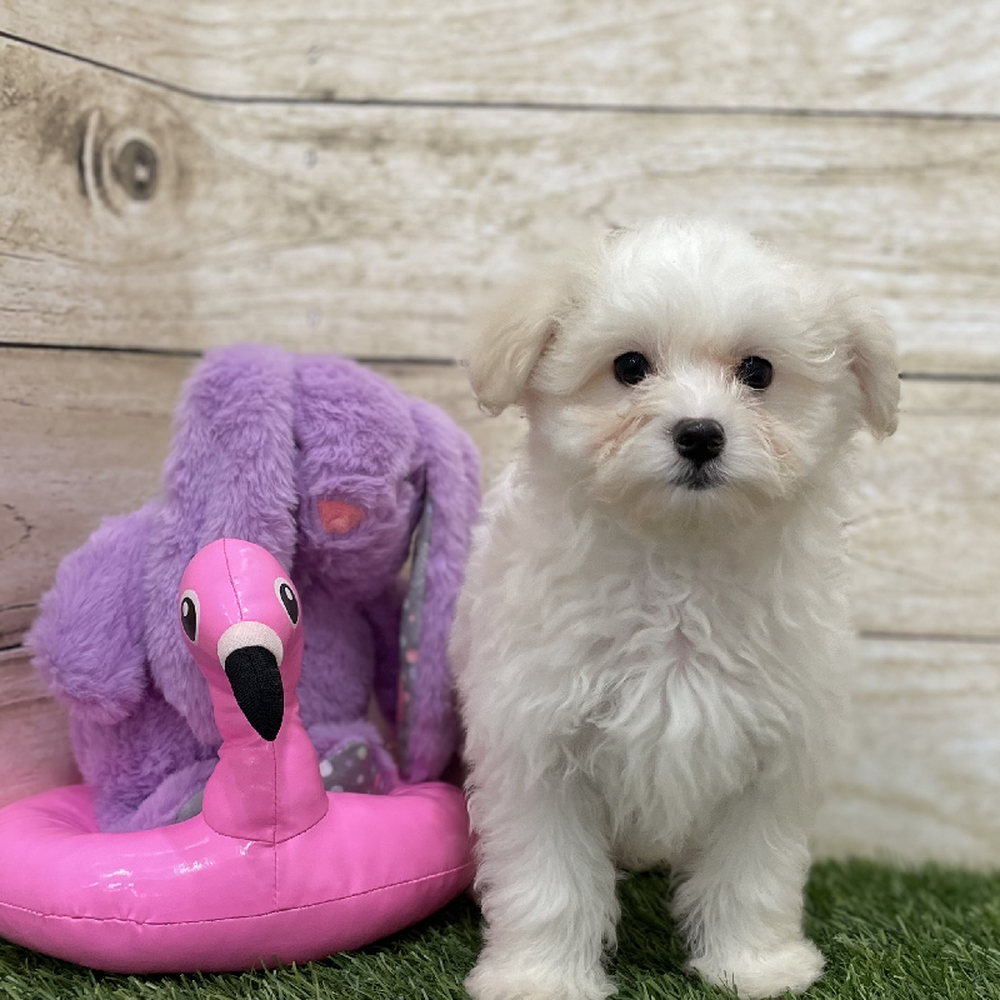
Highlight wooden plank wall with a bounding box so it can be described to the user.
[1,2,999,866]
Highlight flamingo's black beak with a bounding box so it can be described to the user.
[224,646,284,741]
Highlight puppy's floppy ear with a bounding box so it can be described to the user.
[840,293,900,438]
[466,266,572,416]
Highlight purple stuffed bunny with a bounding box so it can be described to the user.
[28,346,481,832]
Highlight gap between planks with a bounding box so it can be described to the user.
[3,33,997,370]
[0,340,459,368]
[2,1,1000,116]
[3,28,1000,124]
[4,341,999,386]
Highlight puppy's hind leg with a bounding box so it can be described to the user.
[670,777,823,999]
[466,769,619,1000]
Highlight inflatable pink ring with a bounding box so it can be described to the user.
[0,539,474,973]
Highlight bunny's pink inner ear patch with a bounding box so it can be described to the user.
[317,500,366,534]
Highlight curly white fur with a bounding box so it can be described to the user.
[451,219,899,1000]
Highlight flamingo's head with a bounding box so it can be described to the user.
[178,539,303,742]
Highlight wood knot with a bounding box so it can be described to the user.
[112,138,159,201]
[79,111,163,212]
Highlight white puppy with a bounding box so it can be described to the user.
[451,218,899,1000]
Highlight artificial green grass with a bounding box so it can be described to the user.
[2,860,998,999]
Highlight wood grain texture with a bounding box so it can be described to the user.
[0,347,523,649]
[815,638,1000,868]
[851,381,1000,639]
[1,5,999,868]
[0,648,80,810]
[2,345,999,648]
[3,38,1000,372]
[2,1,999,112]
[0,349,186,648]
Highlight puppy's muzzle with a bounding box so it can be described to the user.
[672,418,726,466]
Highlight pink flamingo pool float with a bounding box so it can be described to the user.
[0,539,474,973]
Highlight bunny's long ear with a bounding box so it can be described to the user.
[144,345,298,745]
[396,399,481,783]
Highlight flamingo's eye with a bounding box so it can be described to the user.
[274,578,300,625]
[179,590,199,642]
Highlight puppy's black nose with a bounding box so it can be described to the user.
[672,418,726,466]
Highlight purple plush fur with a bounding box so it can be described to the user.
[28,345,480,831]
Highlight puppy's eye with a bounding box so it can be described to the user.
[735,356,773,390]
[274,577,300,625]
[179,590,199,643]
[613,352,652,386]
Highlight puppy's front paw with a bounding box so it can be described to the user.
[465,952,615,1000]
[689,939,823,998]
